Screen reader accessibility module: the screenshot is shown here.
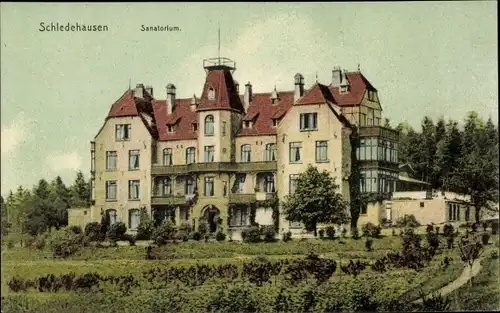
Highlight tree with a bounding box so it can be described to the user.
[70,171,91,207]
[451,112,499,222]
[457,233,484,287]
[282,165,349,237]
[383,118,391,128]
[434,120,462,190]
[416,117,437,186]
[1,196,9,236]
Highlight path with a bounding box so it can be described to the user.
[413,257,483,304]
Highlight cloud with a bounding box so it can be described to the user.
[46,151,82,172]
[173,13,337,98]
[1,112,30,156]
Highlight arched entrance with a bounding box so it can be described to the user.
[202,205,220,233]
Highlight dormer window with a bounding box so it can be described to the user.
[192,122,198,132]
[167,125,176,133]
[208,87,215,100]
[340,85,349,94]
[272,119,278,127]
[243,121,252,129]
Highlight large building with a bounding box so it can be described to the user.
[70,56,401,236]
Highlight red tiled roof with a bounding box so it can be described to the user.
[329,72,375,106]
[242,111,259,121]
[197,70,245,112]
[296,83,336,105]
[238,91,294,136]
[152,99,198,141]
[107,90,139,118]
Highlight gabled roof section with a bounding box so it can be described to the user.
[296,83,336,105]
[329,72,377,106]
[238,91,294,136]
[152,98,198,141]
[197,69,245,112]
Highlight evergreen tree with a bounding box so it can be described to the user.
[1,196,9,236]
[70,171,91,207]
[434,120,462,190]
[416,117,436,185]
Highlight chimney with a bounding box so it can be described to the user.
[332,66,342,87]
[234,80,240,94]
[144,85,153,97]
[133,83,145,98]
[190,94,197,112]
[166,83,176,115]
[243,82,252,112]
[294,73,304,102]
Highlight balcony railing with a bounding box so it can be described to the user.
[151,195,187,205]
[255,192,276,201]
[359,126,399,141]
[228,193,256,204]
[151,161,277,175]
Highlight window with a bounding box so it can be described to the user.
[315,141,328,162]
[272,119,278,127]
[129,150,140,170]
[265,143,277,161]
[448,203,461,221]
[208,87,215,100]
[167,125,176,133]
[241,144,251,162]
[128,180,140,200]
[204,115,214,135]
[265,175,275,193]
[204,146,215,162]
[115,124,131,141]
[105,181,117,200]
[160,177,172,195]
[360,170,378,193]
[129,209,140,230]
[192,122,198,132]
[420,202,425,208]
[360,113,367,126]
[367,109,374,126]
[236,175,245,193]
[163,148,173,165]
[91,150,95,172]
[106,151,117,170]
[185,178,195,195]
[204,177,214,196]
[299,113,318,131]
[222,121,226,136]
[230,207,250,226]
[289,174,299,194]
[106,209,117,226]
[289,142,302,163]
[340,85,348,94]
[368,90,376,102]
[186,147,196,164]
[465,207,470,221]
[385,141,390,162]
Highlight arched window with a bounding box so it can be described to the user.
[204,115,214,135]
[128,209,140,230]
[163,148,172,165]
[208,87,215,100]
[241,144,251,162]
[185,147,196,164]
[106,209,117,226]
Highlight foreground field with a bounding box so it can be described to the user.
[1,234,495,312]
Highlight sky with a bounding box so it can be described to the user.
[1,2,497,197]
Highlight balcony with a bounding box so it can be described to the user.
[359,126,399,141]
[255,192,276,201]
[151,195,186,206]
[151,161,277,175]
[228,193,256,204]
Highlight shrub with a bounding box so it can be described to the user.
[122,234,136,246]
[443,224,454,237]
[204,234,210,242]
[182,235,189,242]
[32,234,46,250]
[481,233,490,245]
[49,227,84,258]
[318,229,325,239]
[365,237,374,251]
[426,224,434,233]
[361,223,381,238]
[426,231,440,250]
[326,226,336,239]
[489,250,499,259]
[69,225,83,235]
[341,228,347,238]
[152,219,176,246]
[242,226,261,243]
[435,226,440,234]
[215,231,226,242]
[392,228,396,236]
[282,231,292,242]
[84,222,103,242]
[261,225,276,242]
[136,208,155,240]
[395,214,421,228]
[8,276,29,292]
[191,231,202,241]
[198,219,208,236]
[107,222,127,242]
